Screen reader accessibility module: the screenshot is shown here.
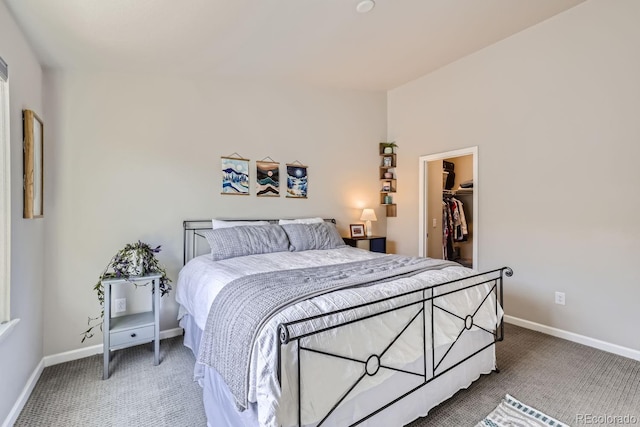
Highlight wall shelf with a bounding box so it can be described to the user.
[379,143,397,217]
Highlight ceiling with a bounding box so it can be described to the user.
[5,0,585,91]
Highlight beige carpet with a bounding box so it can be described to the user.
[408,324,640,426]
[15,336,205,426]
[15,324,640,426]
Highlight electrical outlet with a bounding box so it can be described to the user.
[115,298,126,313]
[554,292,565,305]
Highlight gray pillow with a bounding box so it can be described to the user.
[281,222,346,252]
[201,224,290,261]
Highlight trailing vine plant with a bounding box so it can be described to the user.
[81,241,172,343]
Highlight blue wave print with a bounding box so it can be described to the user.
[222,168,249,194]
[287,176,307,197]
[258,177,279,186]
[223,181,249,194]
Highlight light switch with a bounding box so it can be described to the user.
[432,218,437,228]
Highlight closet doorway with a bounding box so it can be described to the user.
[418,147,478,270]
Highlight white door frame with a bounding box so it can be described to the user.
[418,146,478,270]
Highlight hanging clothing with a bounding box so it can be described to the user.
[442,201,454,260]
[457,198,468,238]
[442,196,468,260]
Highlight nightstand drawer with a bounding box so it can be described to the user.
[110,325,155,347]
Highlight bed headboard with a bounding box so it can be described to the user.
[182,218,337,265]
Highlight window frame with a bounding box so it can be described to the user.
[0,61,11,324]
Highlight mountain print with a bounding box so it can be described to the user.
[286,165,308,198]
[221,158,250,194]
[256,161,280,197]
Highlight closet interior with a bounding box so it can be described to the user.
[426,154,473,268]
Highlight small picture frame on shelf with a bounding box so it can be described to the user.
[349,224,365,238]
[382,181,391,192]
[382,156,393,167]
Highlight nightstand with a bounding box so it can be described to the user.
[343,236,387,253]
[102,273,161,379]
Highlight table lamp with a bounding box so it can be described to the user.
[360,208,377,237]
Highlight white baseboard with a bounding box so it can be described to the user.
[2,358,44,427]
[43,327,184,367]
[3,328,183,427]
[504,315,640,362]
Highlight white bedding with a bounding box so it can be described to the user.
[177,247,501,427]
[176,247,384,331]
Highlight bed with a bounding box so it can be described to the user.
[177,218,512,427]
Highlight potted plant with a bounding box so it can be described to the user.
[381,141,398,154]
[81,241,172,342]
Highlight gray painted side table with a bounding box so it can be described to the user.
[102,273,161,379]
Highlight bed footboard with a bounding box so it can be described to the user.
[277,266,512,427]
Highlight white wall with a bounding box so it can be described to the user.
[0,2,44,422]
[388,0,640,350]
[43,72,387,355]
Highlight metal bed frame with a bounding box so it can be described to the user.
[183,219,512,427]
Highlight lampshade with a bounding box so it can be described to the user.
[360,208,377,222]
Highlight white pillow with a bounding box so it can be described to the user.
[212,219,270,230]
[278,217,324,225]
